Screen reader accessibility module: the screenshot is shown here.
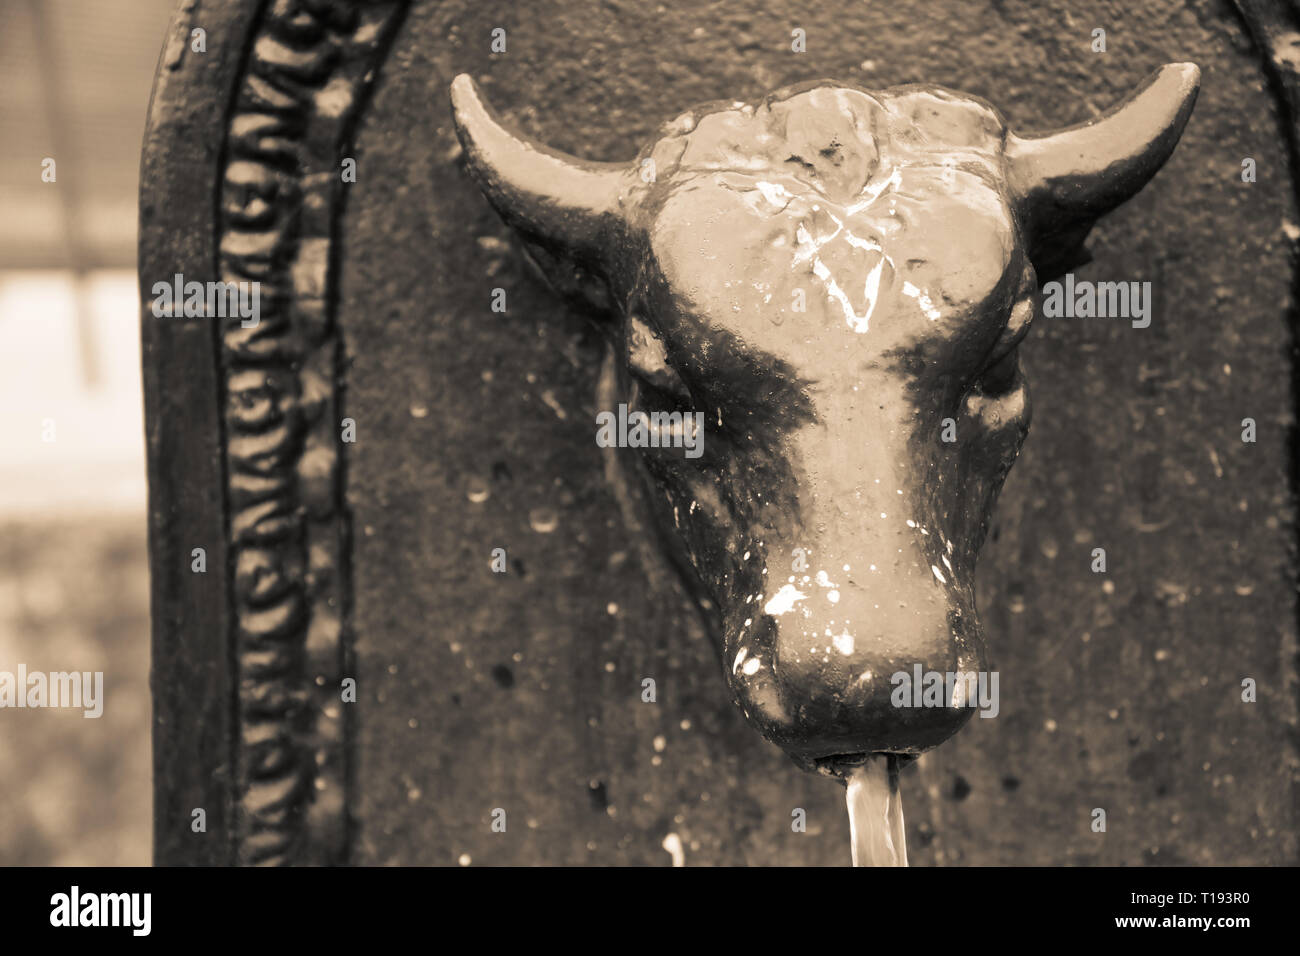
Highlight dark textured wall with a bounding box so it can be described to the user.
[334,0,1296,865]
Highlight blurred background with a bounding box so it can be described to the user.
[0,0,178,865]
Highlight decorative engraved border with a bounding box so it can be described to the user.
[216,0,410,865]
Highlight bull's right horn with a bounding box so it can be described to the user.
[1007,63,1200,241]
[449,74,631,263]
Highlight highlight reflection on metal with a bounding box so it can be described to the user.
[449,65,1199,771]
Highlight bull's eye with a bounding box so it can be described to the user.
[976,346,1019,396]
[626,314,691,404]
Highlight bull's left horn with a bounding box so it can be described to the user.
[449,74,630,261]
[1007,63,1200,239]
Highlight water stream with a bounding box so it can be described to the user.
[844,754,908,867]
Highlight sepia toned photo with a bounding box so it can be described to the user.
[0,2,1294,936]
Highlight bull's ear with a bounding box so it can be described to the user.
[449,75,632,269]
[1006,63,1199,278]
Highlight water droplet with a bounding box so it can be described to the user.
[467,478,490,504]
[529,507,559,533]
[409,404,428,419]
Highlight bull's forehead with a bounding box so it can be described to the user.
[650,83,1008,203]
[634,84,1020,358]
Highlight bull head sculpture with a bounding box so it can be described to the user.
[449,65,1198,774]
